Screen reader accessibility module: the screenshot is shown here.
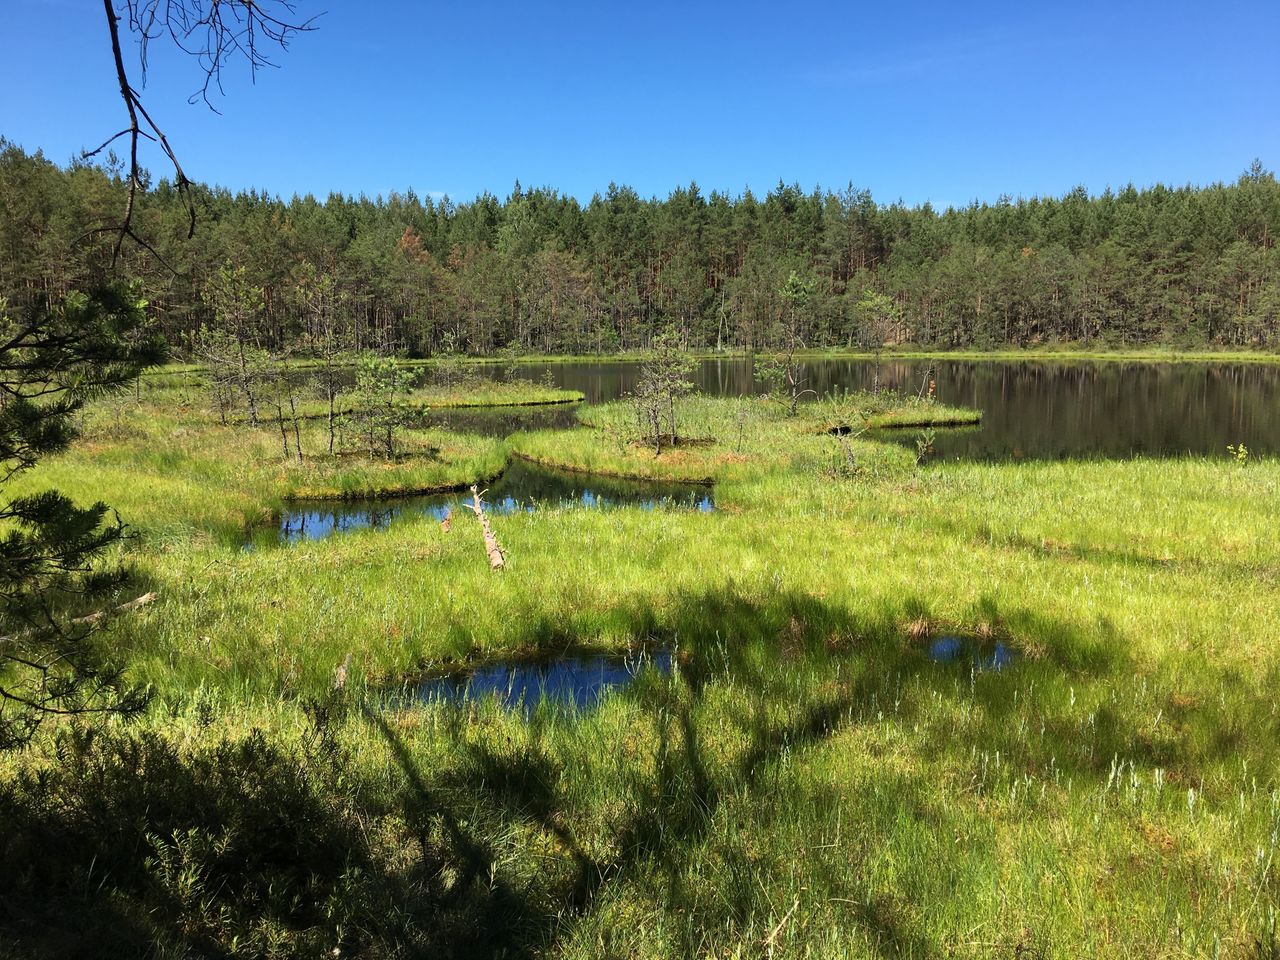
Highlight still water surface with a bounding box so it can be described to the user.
[253,459,713,546]
[928,636,1019,672]
[404,648,674,713]
[474,358,1280,460]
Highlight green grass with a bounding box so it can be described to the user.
[141,364,583,407]
[812,390,983,431]
[37,389,508,547]
[297,380,584,414]
[2,382,1278,957]
[508,394,960,483]
[406,382,584,408]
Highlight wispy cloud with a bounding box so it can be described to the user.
[804,29,1012,87]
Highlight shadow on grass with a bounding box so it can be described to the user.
[1,585,1148,958]
[358,586,1130,957]
[947,515,1280,585]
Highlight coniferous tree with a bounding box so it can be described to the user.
[3,144,1279,356]
[0,286,164,748]
[348,353,416,460]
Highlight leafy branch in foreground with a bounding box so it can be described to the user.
[0,287,165,748]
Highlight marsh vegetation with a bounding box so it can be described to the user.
[1,343,1278,958]
[6,4,1279,956]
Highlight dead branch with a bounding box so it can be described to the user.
[126,0,320,109]
[73,590,158,629]
[763,898,800,958]
[467,486,505,571]
[333,651,351,691]
[0,591,158,646]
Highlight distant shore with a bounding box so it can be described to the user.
[144,344,1280,378]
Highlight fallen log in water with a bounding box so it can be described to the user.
[468,485,506,570]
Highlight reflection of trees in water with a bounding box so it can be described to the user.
[278,359,1278,458]
[487,359,1280,459]
[281,505,403,541]
[273,461,715,544]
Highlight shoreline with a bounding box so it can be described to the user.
[144,346,1280,378]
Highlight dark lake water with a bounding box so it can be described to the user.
[479,358,1280,460]
[252,459,713,546]
[403,648,674,713]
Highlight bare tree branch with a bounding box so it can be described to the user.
[91,1,319,265]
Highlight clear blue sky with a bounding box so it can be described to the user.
[4,0,1278,208]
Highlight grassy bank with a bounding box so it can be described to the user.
[266,382,584,423]
[144,367,583,409]
[404,383,584,408]
[507,395,969,484]
[36,389,508,545]
[1,385,1278,957]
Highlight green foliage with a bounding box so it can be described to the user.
[0,725,409,957]
[430,332,470,388]
[752,271,821,416]
[779,269,816,318]
[293,264,355,454]
[631,328,697,453]
[752,352,786,397]
[853,288,900,349]
[192,325,271,427]
[915,427,937,463]
[5,142,1280,357]
[196,265,270,426]
[0,286,164,747]
[346,353,417,460]
[203,265,264,342]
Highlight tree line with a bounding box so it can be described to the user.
[3,139,1278,356]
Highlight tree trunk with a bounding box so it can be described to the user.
[327,383,336,454]
[289,395,304,465]
[236,340,259,426]
[275,404,290,459]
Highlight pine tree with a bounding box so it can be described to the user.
[0,285,164,748]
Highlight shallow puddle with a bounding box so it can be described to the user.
[404,648,674,712]
[253,459,713,546]
[927,635,1018,671]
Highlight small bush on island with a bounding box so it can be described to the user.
[629,328,697,454]
[346,353,418,460]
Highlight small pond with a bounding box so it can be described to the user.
[252,459,713,546]
[927,635,1019,672]
[401,648,674,712]
[173,356,1280,459]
